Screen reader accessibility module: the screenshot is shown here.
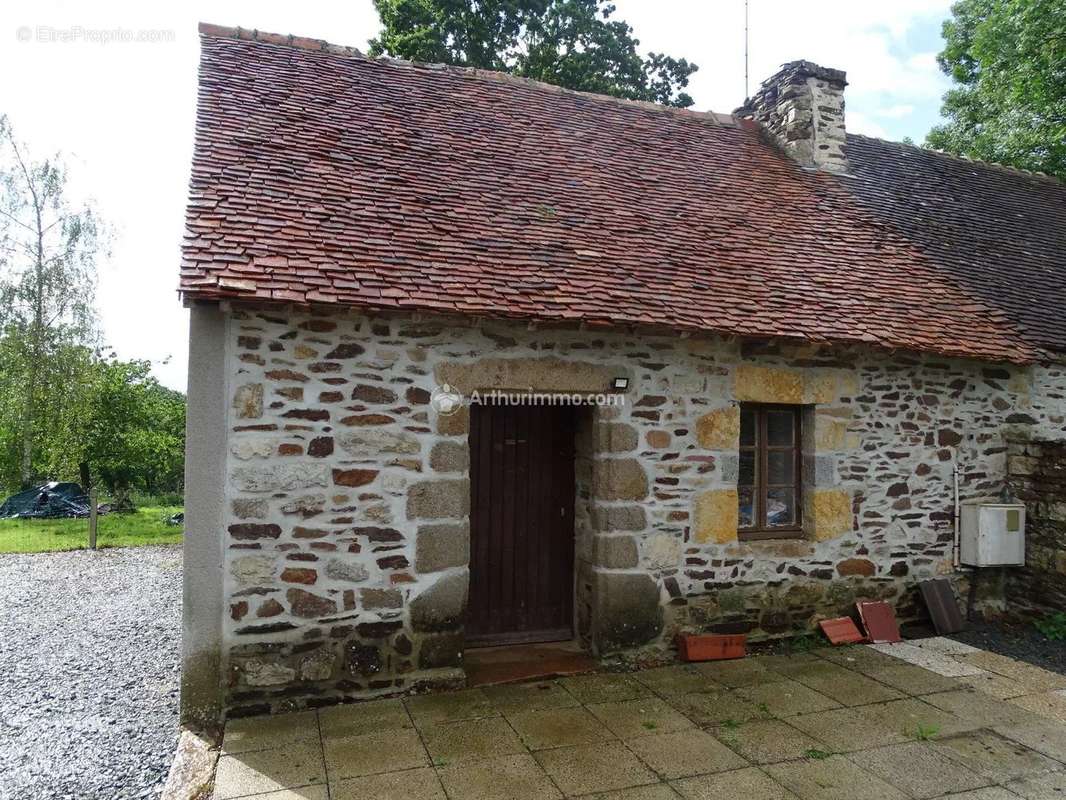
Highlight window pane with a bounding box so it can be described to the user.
[738,486,755,528]
[740,408,756,446]
[766,410,794,446]
[766,488,796,527]
[738,450,756,486]
[767,450,794,485]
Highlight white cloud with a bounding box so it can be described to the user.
[0,0,954,390]
[875,104,916,119]
[613,0,952,110]
[846,112,892,140]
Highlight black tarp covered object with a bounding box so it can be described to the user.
[0,482,92,519]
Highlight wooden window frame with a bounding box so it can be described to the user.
[738,403,804,541]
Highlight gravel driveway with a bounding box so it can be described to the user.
[0,546,183,800]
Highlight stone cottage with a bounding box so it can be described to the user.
[179,24,1066,725]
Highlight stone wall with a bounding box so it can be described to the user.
[214,305,1065,715]
[1004,439,1066,617]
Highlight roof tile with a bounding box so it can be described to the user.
[179,25,1066,364]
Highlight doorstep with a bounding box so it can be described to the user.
[463,640,598,687]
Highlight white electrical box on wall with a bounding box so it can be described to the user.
[959,501,1026,567]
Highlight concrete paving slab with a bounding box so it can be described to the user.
[223,711,320,755]
[934,730,1062,783]
[627,729,747,779]
[437,753,562,800]
[213,744,326,800]
[239,787,330,800]
[937,788,1020,800]
[818,645,903,672]
[481,680,579,714]
[741,678,842,717]
[783,661,905,706]
[858,662,962,696]
[587,697,695,739]
[672,766,798,800]
[635,665,722,697]
[319,698,412,740]
[871,642,988,677]
[322,728,428,781]
[957,652,1066,692]
[760,653,828,671]
[582,784,681,800]
[331,767,445,800]
[559,674,653,705]
[421,717,526,767]
[534,741,659,796]
[922,690,1047,729]
[507,706,616,750]
[857,697,979,740]
[806,648,840,660]
[765,656,834,679]
[859,741,989,798]
[995,720,1066,762]
[1010,692,1066,723]
[1005,770,1066,799]
[911,637,981,656]
[1013,664,1066,694]
[786,706,910,753]
[764,754,909,800]
[405,689,497,726]
[692,657,789,688]
[714,718,829,764]
[672,689,773,727]
[959,672,1031,700]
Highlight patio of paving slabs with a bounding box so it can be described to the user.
[211,637,1066,799]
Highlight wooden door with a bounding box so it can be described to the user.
[467,403,576,647]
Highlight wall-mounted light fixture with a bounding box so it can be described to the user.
[612,377,629,392]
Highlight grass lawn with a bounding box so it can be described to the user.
[0,505,184,553]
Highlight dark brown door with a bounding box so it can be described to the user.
[467,403,576,647]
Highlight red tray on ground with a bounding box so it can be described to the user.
[676,633,747,662]
[857,600,902,643]
[819,616,867,645]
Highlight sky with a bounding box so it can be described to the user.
[0,0,956,391]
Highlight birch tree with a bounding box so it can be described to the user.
[0,115,101,488]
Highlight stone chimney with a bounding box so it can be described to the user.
[736,60,848,173]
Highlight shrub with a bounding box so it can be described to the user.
[1034,612,1066,641]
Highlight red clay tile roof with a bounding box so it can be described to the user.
[180,24,1066,364]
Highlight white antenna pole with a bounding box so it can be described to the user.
[744,0,750,100]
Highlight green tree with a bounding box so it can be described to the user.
[369,0,698,107]
[927,0,1066,177]
[0,115,103,487]
[81,356,186,504]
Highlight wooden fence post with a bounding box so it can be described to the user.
[88,487,98,550]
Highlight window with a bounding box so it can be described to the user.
[738,404,802,540]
